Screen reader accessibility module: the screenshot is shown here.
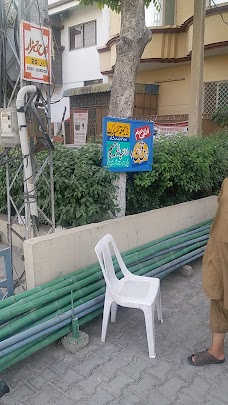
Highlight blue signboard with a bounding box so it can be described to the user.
[102,117,154,173]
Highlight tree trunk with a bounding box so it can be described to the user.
[109,0,152,118]
[109,0,152,217]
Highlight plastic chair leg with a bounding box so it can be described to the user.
[156,290,163,323]
[101,292,113,343]
[143,306,156,359]
[111,302,118,323]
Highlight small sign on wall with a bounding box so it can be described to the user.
[20,21,52,84]
[102,117,154,172]
[154,121,188,138]
[73,109,88,146]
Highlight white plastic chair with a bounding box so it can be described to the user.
[94,234,163,359]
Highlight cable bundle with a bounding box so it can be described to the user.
[0,219,212,372]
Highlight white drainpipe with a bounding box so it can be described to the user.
[16,85,38,218]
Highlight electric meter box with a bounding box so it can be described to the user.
[0,107,20,147]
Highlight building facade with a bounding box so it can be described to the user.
[98,0,228,117]
[49,0,172,125]
[48,0,111,124]
[49,0,228,138]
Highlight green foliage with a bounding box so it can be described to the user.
[0,144,117,228]
[126,133,228,215]
[79,0,159,13]
[2,134,228,230]
[211,106,228,128]
[0,148,24,214]
[52,144,117,227]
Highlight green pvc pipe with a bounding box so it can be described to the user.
[2,223,210,313]
[0,280,106,341]
[12,250,175,328]
[0,218,212,311]
[120,218,212,256]
[0,230,208,328]
[31,287,106,328]
[0,307,103,373]
[0,227,209,323]
[0,261,101,308]
[0,263,101,311]
[0,250,175,332]
[0,271,105,323]
[133,241,206,276]
[0,237,207,372]
[0,237,210,370]
[0,239,208,341]
[122,229,209,267]
[0,248,168,336]
[0,220,211,373]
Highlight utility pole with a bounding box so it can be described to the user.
[188,0,206,136]
[0,0,55,296]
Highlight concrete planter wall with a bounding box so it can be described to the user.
[22,196,217,289]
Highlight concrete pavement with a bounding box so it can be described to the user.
[1,258,228,405]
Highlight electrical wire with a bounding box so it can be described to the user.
[35,0,57,99]
[50,96,63,104]
[211,0,228,26]
[34,0,65,108]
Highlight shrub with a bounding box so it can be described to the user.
[1,133,228,227]
[211,106,228,128]
[0,144,117,227]
[126,133,228,215]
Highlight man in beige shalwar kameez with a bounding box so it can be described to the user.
[188,178,228,366]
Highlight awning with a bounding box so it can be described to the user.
[48,0,80,15]
[63,83,159,97]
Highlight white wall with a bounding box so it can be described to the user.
[24,196,217,289]
[49,3,110,122]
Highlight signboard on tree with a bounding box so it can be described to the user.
[20,21,52,84]
[102,117,154,172]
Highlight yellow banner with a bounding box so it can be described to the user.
[25,56,48,67]
[107,121,130,138]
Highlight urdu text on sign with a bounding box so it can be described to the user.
[20,21,52,84]
[102,117,154,173]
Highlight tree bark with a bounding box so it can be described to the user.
[109,0,152,118]
[108,0,152,217]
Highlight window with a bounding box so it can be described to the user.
[203,81,228,113]
[145,0,176,27]
[208,0,228,7]
[69,21,96,50]
[145,1,162,27]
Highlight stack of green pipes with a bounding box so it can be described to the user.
[0,219,212,372]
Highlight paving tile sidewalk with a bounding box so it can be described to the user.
[1,258,228,405]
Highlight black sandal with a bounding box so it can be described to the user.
[187,350,225,366]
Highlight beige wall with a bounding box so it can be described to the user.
[186,10,228,54]
[100,4,228,86]
[175,0,194,26]
[136,64,191,115]
[0,214,49,247]
[135,53,228,116]
[99,52,228,115]
[24,196,217,289]
[0,215,26,247]
[110,10,121,37]
[204,54,228,82]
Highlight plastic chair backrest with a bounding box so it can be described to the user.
[95,234,130,293]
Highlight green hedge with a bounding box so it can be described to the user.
[0,133,228,227]
[0,144,116,227]
[126,132,228,215]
